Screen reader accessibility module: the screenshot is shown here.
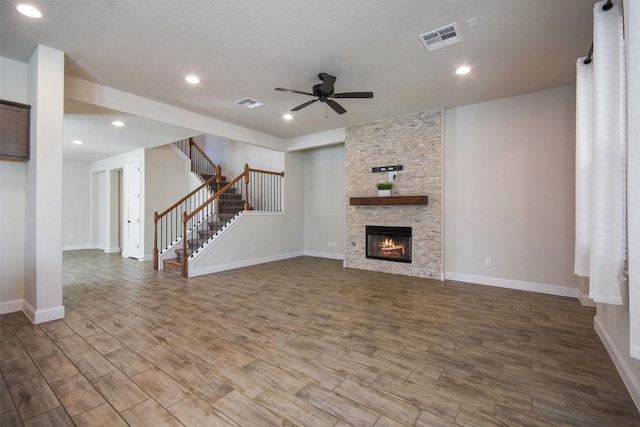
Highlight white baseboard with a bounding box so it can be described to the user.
[303,250,345,260]
[0,299,23,314]
[105,247,121,254]
[191,251,304,277]
[594,315,640,410]
[578,292,596,307]
[63,244,92,251]
[23,300,65,324]
[444,272,579,299]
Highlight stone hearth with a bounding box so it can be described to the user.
[344,108,443,280]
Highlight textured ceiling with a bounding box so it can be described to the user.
[1,0,593,161]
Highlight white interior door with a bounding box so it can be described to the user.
[127,160,141,259]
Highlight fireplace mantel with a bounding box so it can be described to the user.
[349,196,428,206]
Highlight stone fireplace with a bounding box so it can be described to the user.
[344,108,443,280]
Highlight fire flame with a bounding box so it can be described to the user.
[378,238,405,256]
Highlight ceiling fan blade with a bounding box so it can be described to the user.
[275,88,314,96]
[326,99,347,115]
[319,73,336,94]
[291,99,318,111]
[333,92,374,99]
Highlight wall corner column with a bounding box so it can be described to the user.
[24,44,65,323]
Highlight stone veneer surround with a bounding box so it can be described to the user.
[344,108,443,280]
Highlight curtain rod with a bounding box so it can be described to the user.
[583,0,613,64]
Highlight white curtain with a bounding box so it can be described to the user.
[574,58,593,277]
[627,0,640,360]
[575,0,627,305]
[589,0,626,304]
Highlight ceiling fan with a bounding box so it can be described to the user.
[275,73,373,115]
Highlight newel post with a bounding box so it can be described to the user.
[216,164,222,185]
[244,164,250,211]
[182,212,189,278]
[188,138,194,172]
[153,211,159,270]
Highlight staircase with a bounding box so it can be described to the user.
[163,174,244,273]
[155,138,284,277]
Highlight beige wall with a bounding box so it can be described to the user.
[144,144,193,258]
[63,160,91,249]
[303,144,345,259]
[0,57,28,313]
[444,85,579,296]
[204,134,285,178]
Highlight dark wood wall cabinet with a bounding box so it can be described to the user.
[1,100,31,162]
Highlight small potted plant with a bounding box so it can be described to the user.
[377,181,393,197]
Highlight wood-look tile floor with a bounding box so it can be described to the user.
[1,250,639,426]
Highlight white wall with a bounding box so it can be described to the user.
[0,162,26,312]
[90,148,144,256]
[204,134,284,178]
[303,144,345,259]
[24,45,65,323]
[0,57,28,313]
[63,160,91,250]
[1,57,28,101]
[91,171,106,250]
[444,86,579,297]
[144,144,193,259]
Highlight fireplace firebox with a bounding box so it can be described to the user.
[366,226,412,263]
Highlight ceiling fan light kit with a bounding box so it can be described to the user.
[275,73,373,115]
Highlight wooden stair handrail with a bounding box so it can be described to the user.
[154,137,221,272]
[155,174,218,219]
[183,170,246,223]
[247,167,285,177]
[183,165,286,223]
[189,138,219,174]
[156,138,222,219]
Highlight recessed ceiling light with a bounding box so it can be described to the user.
[283,113,293,120]
[112,120,125,127]
[456,65,471,75]
[185,75,200,84]
[71,140,83,145]
[17,4,42,18]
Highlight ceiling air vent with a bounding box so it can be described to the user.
[419,23,462,52]
[234,97,263,108]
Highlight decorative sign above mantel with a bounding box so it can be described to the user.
[371,165,403,173]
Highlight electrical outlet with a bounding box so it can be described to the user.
[389,171,398,183]
[485,258,492,267]
[328,241,337,247]
[251,245,255,252]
